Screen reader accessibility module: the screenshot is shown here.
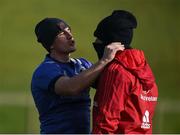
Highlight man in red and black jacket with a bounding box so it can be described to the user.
[92,10,158,134]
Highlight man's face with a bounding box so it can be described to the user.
[51,27,76,54]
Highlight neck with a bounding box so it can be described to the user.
[50,51,70,63]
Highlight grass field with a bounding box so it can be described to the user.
[0,0,180,133]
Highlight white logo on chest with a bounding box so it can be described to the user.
[141,110,151,129]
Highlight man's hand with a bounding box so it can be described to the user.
[54,42,124,96]
[100,42,124,63]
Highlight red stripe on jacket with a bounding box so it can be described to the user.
[92,49,158,134]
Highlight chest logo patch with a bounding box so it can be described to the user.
[141,110,151,129]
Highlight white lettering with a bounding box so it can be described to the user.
[140,94,157,101]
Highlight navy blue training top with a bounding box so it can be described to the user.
[31,55,92,134]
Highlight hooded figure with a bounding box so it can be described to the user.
[93,10,137,59]
[92,10,158,134]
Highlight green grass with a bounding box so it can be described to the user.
[153,110,180,133]
[0,0,180,133]
[0,105,27,133]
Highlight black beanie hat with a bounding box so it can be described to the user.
[94,10,137,48]
[35,18,69,52]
